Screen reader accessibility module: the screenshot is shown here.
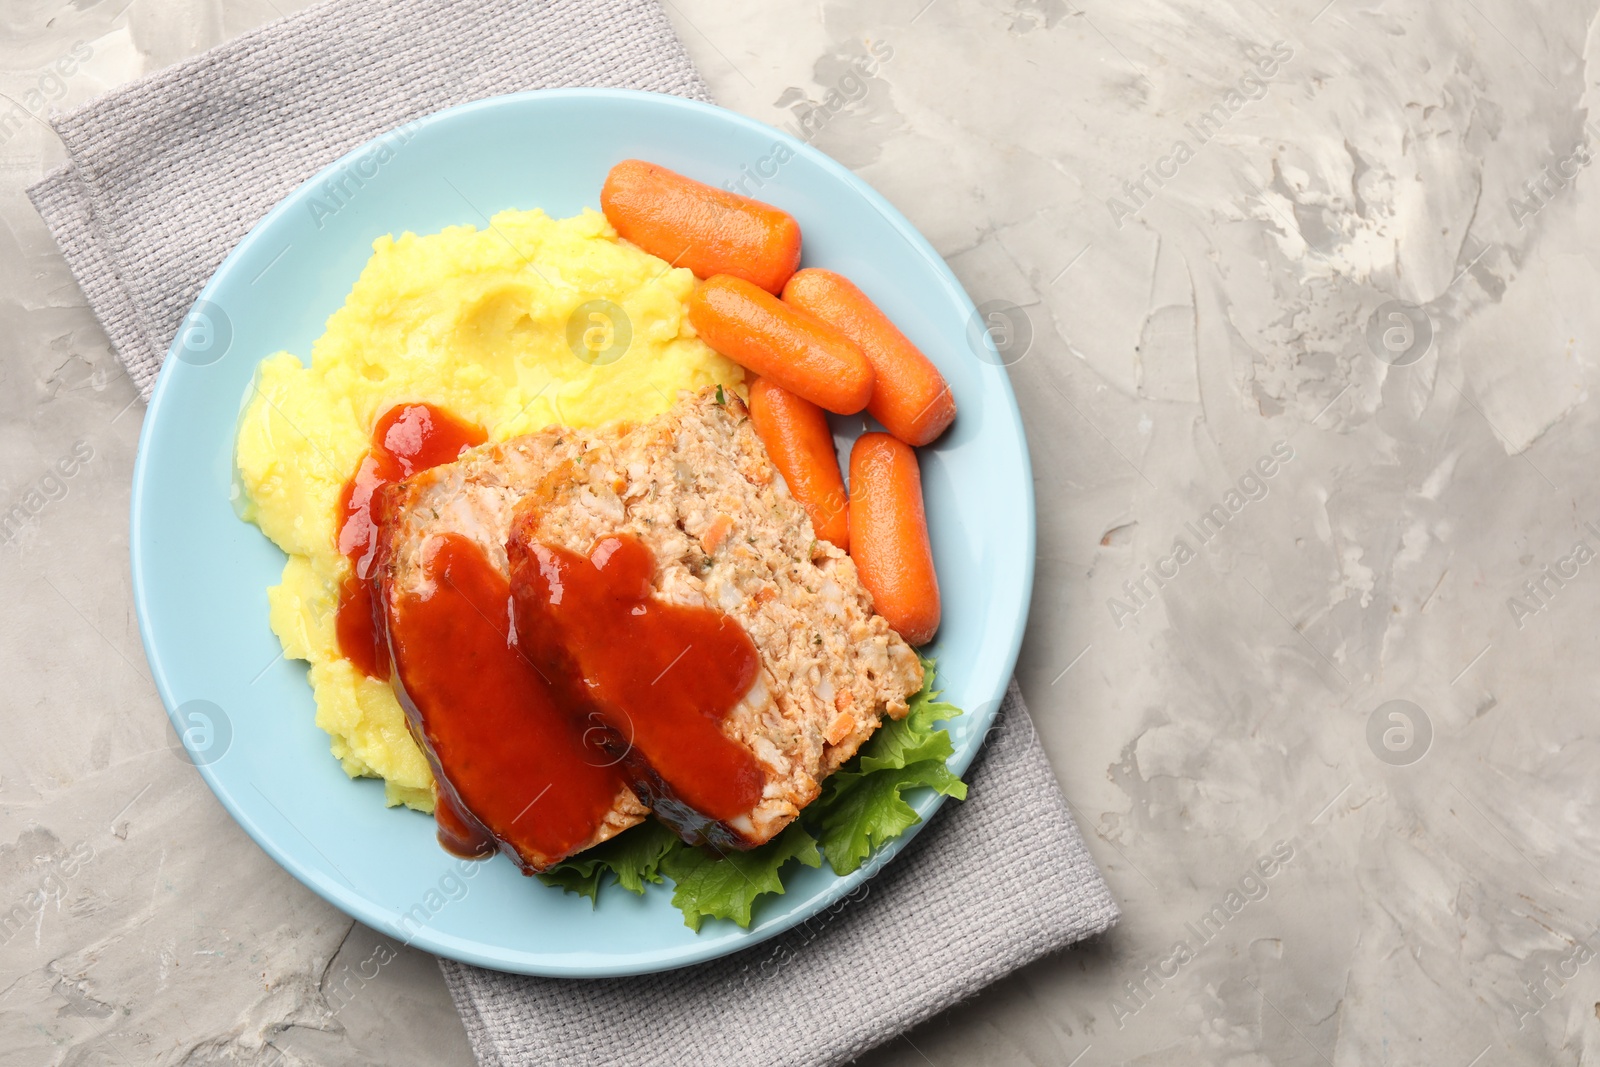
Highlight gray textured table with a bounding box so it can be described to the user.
[4,1,1597,1064]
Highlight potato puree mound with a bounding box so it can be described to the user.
[235,208,744,811]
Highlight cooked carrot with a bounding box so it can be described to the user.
[782,269,956,447]
[688,275,874,415]
[848,433,939,646]
[700,513,734,554]
[600,160,802,294]
[748,377,849,550]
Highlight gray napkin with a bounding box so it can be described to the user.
[443,684,1117,1067]
[27,1,1118,1063]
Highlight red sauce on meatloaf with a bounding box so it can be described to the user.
[336,403,485,679]
[508,533,765,828]
[387,533,630,863]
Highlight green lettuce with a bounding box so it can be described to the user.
[660,823,821,931]
[538,657,965,928]
[814,659,967,874]
[536,818,679,903]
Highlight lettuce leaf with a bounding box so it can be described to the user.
[858,661,963,773]
[536,818,680,904]
[814,660,967,874]
[815,758,966,875]
[659,823,821,931]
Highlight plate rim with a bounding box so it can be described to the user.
[129,86,1037,976]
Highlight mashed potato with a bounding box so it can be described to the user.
[235,208,743,810]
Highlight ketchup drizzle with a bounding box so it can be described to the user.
[386,534,628,866]
[508,533,765,836]
[335,403,485,678]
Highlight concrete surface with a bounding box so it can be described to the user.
[4,0,1600,1064]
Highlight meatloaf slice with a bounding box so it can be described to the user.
[373,428,649,872]
[505,387,924,850]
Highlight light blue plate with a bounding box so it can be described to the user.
[131,89,1035,977]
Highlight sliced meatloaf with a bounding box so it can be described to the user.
[373,427,649,872]
[505,388,924,850]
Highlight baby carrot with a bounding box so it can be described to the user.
[748,377,849,550]
[782,269,956,447]
[600,160,802,294]
[848,433,939,647]
[688,275,874,415]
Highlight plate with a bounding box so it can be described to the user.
[131,89,1035,976]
